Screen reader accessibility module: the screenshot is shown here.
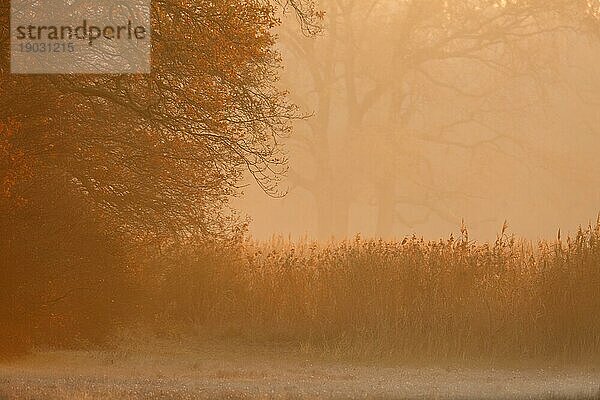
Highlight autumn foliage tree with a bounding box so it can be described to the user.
[0,0,318,356]
[1,0,303,239]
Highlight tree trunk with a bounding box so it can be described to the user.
[375,179,396,238]
[316,190,350,239]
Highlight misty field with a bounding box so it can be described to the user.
[3,219,600,399]
[1,341,600,400]
[5,0,600,398]
[3,223,600,398]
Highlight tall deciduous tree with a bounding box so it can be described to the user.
[1,0,319,240]
[0,0,320,355]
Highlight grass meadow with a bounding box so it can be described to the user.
[141,221,600,365]
[3,222,600,398]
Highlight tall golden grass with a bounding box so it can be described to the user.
[148,221,600,363]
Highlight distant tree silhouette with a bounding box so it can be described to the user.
[280,0,598,238]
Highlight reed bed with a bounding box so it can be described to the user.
[152,222,600,363]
